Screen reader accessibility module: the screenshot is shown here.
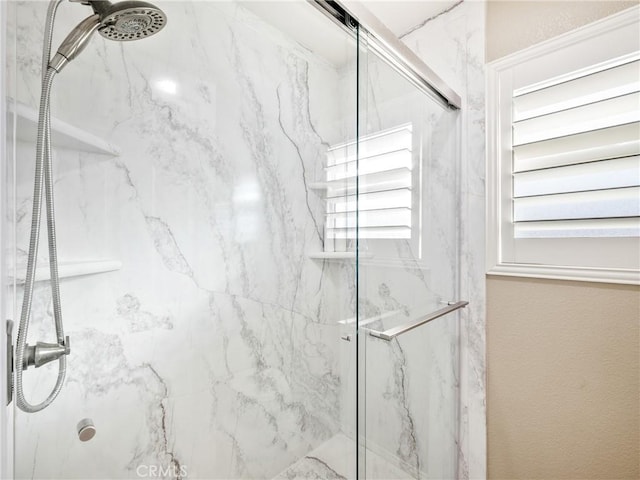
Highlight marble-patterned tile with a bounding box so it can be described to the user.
[348,28,463,479]
[401,2,487,479]
[10,1,353,479]
[8,1,485,479]
[273,433,415,480]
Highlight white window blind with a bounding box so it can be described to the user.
[511,58,640,240]
[486,6,640,284]
[324,124,413,241]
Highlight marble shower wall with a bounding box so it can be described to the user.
[334,2,487,478]
[3,2,18,479]
[10,1,356,478]
[400,2,487,479]
[352,49,462,479]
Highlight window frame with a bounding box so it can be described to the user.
[486,5,640,285]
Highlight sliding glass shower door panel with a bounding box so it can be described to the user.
[356,32,461,480]
[7,1,359,478]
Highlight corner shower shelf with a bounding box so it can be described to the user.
[8,100,120,156]
[308,252,430,270]
[307,252,373,260]
[11,259,122,285]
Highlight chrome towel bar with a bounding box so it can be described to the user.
[368,301,469,341]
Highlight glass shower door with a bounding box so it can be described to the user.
[6,1,361,479]
[356,31,462,480]
[4,0,466,477]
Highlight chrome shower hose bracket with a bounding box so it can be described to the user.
[22,337,70,370]
[5,319,70,406]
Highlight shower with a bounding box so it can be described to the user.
[14,0,167,413]
[2,0,480,477]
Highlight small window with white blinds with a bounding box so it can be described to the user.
[487,6,640,284]
[324,123,413,242]
[511,57,640,239]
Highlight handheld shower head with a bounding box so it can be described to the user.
[48,0,167,73]
[95,1,167,41]
[49,14,101,72]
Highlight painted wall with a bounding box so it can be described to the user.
[487,277,639,479]
[486,1,640,479]
[485,0,638,62]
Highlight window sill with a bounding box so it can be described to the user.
[487,263,640,285]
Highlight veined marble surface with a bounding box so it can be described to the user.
[348,52,461,479]
[273,433,413,480]
[6,0,482,479]
[401,2,487,479]
[9,1,356,478]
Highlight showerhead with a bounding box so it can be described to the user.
[93,0,167,41]
[48,0,166,73]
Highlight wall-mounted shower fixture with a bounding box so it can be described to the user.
[13,0,167,413]
[51,0,167,72]
[22,338,71,370]
[77,418,97,441]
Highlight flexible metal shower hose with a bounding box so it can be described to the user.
[15,0,67,413]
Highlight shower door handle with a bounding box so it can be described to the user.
[368,301,468,341]
[6,320,13,405]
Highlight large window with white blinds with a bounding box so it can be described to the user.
[487,6,640,284]
[323,123,414,242]
[512,57,640,239]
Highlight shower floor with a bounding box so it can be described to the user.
[273,433,414,480]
